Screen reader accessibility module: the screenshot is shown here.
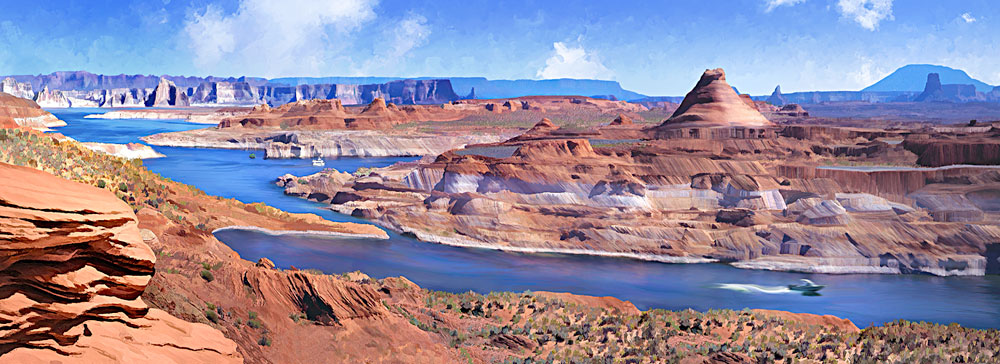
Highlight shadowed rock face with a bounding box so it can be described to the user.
[659,68,774,128]
[145,77,190,107]
[767,85,787,106]
[0,162,241,363]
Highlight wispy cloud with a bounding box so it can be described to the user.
[764,0,807,12]
[836,0,894,31]
[961,12,977,23]
[184,0,379,77]
[536,42,614,80]
[356,13,431,74]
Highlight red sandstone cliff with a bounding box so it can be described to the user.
[0,162,242,363]
[0,92,65,129]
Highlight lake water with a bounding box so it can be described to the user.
[48,109,1000,329]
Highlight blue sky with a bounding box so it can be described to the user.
[0,0,996,95]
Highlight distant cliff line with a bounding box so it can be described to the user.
[0,70,647,106]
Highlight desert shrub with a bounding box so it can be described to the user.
[258,336,272,346]
[248,319,263,329]
[353,167,374,177]
[200,269,214,282]
[205,309,219,323]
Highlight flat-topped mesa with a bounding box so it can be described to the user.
[217,97,417,130]
[652,68,775,139]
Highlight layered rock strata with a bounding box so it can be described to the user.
[0,162,242,363]
[0,92,65,129]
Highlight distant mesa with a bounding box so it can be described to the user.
[864,64,994,93]
[912,72,984,102]
[775,103,809,117]
[657,68,774,128]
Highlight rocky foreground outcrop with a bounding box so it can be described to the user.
[0,162,241,363]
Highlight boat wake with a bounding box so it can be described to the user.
[715,283,794,294]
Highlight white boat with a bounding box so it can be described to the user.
[311,158,325,167]
[788,279,824,292]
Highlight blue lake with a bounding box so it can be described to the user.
[48,109,1000,329]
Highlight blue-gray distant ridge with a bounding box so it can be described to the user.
[269,76,646,101]
[863,64,994,93]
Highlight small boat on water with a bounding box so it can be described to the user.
[788,279,824,292]
[311,158,325,167]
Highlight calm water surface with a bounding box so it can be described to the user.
[48,109,1000,329]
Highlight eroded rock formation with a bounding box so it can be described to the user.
[657,68,774,129]
[0,162,241,363]
[146,77,190,107]
[0,78,34,99]
[34,86,71,108]
[273,70,1000,276]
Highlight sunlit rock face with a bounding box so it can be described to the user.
[0,162,242,363]
[658,68,774,129]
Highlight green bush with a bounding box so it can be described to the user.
[118,182,128,192]
[258,336,272,346]
[248,319,263,329]
[200,269,214,282]
[205,309,219,323]
[248,311,258,319]
[96,179,106,188]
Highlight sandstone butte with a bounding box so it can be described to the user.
[278,68,1000,276]
[657,68,774,128]
[0,162,242,363]
[214,95,650,131]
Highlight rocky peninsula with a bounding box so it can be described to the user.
[277,69,1000,276]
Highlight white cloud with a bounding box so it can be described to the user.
[764,0,807,12]
[961,12,977,23]
[184,0,378,77]
[536,42,614,80]
[847,55,888,87]
[836,0,894,31]
[356,13,430,74]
